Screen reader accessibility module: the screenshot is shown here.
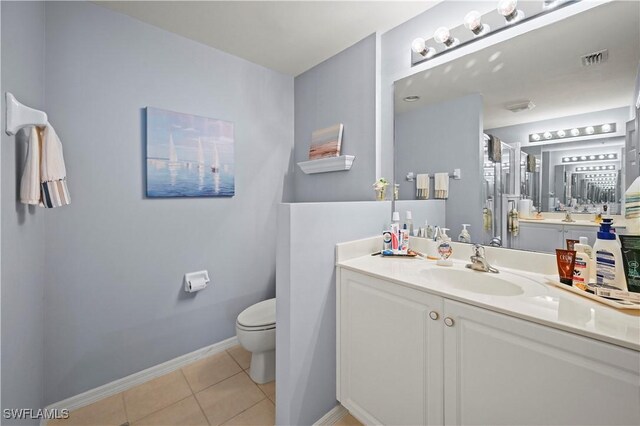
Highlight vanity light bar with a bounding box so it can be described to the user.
[574,165,616,172]
[411,0,579,67]
[530,123,616,142]
[562,153,617,163]
[582,173,617,178]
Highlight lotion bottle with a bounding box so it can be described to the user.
[593,219,627,291]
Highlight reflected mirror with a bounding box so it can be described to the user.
[393,1,640,253]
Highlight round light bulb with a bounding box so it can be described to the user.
[531,133,541,141]
[595,166,601,170]
[607,154,615,159]
[543,131,552,139]
[598,155,605,159]
[571,157,578,161]
[411,38,426,54]
[434,27,451,44]
[589,155,595,160]
[557,130,566,138]
[464,11,482,31]
[601,123,611,132]
[497,0,517,17]
[585,126,595,135]
[563,157,570,162]
[571,128,580,136]
[580,156,587,160]
[608,165,614,170]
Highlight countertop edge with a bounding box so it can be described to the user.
[338,261,640,352]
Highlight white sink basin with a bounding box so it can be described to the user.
[422,267,547,297]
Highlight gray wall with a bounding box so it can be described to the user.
[1,1,47,423]
[42,1,293,403]
[395,94,484,236]
[293,35,377,202]
[276,201,391,426]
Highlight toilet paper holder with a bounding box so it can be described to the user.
[184,270,210,293]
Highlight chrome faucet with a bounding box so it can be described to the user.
[466,244,499,273]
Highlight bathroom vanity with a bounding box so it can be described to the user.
[336,238,640,426]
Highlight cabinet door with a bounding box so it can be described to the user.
[564,225,598,247]
[443,299,640,425]
[338,269,444,425]
[514,223,563,253]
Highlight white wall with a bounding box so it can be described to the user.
[276,201,391,425]
[1,2,47,422]
[41,1,293,404]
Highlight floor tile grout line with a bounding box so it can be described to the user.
[225,348,247,371]
[219,395,269,426]
[127,394,195,425]
[180,368,197,396]
[121,393,130,424]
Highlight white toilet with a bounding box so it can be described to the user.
[236,298,276,384]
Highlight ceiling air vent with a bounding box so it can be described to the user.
[581,49,608,67]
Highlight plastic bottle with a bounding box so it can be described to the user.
[458,224,471,243]
[574,236,596,284]
[405,211,414,236]
[572,239,592,291]
[436,228,453,266]
[593,218,627,291]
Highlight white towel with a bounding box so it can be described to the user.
[416,173,429,199]
[434,172,449,199]
[40,125,71,208]
[19,125,70,208]
[20,127,42,205]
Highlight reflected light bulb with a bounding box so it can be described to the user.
[543,131,552,139]
[607,154,615,159]
[531,133,541,141]
[557,130,566,138]
[601,123,612,132]
[571,128,580,136]
[585,126,595,135]
[571,157,578,161]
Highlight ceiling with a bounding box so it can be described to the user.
[95,1,440,76]
[395,1,640,129]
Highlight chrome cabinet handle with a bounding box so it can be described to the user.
[444,317,455,327]
[429,311,439,320]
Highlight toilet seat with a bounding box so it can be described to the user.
[237,298,275,329]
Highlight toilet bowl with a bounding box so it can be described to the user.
[236,298,276,384]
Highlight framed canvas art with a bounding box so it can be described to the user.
[308,123,343,160]
[146,107,234,197]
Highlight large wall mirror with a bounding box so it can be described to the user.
[394,1,640,254]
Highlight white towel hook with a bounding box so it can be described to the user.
[5,92,48,136]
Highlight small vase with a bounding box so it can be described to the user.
[376,188,386,201]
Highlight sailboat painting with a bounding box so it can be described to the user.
[146,107,234,197]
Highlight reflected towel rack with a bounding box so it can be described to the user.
[406,169,461,182]
[5,92,48,136]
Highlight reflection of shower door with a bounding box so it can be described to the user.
[483,139,516,246]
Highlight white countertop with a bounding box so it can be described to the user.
[338,254,640,351]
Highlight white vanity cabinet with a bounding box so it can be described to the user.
[337,269,640,426]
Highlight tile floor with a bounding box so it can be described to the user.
[49,345,276,426]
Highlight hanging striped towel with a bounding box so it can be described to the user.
[416,174,430,199]
[40,125,71,208]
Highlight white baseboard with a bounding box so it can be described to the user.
[42,336,238,424]
[314,404,348,425]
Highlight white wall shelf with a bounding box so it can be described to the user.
[297,155,355,174]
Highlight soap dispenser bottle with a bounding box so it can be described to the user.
[458,224,471,243]
[593,219,627,291]
[436,228,453,266]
